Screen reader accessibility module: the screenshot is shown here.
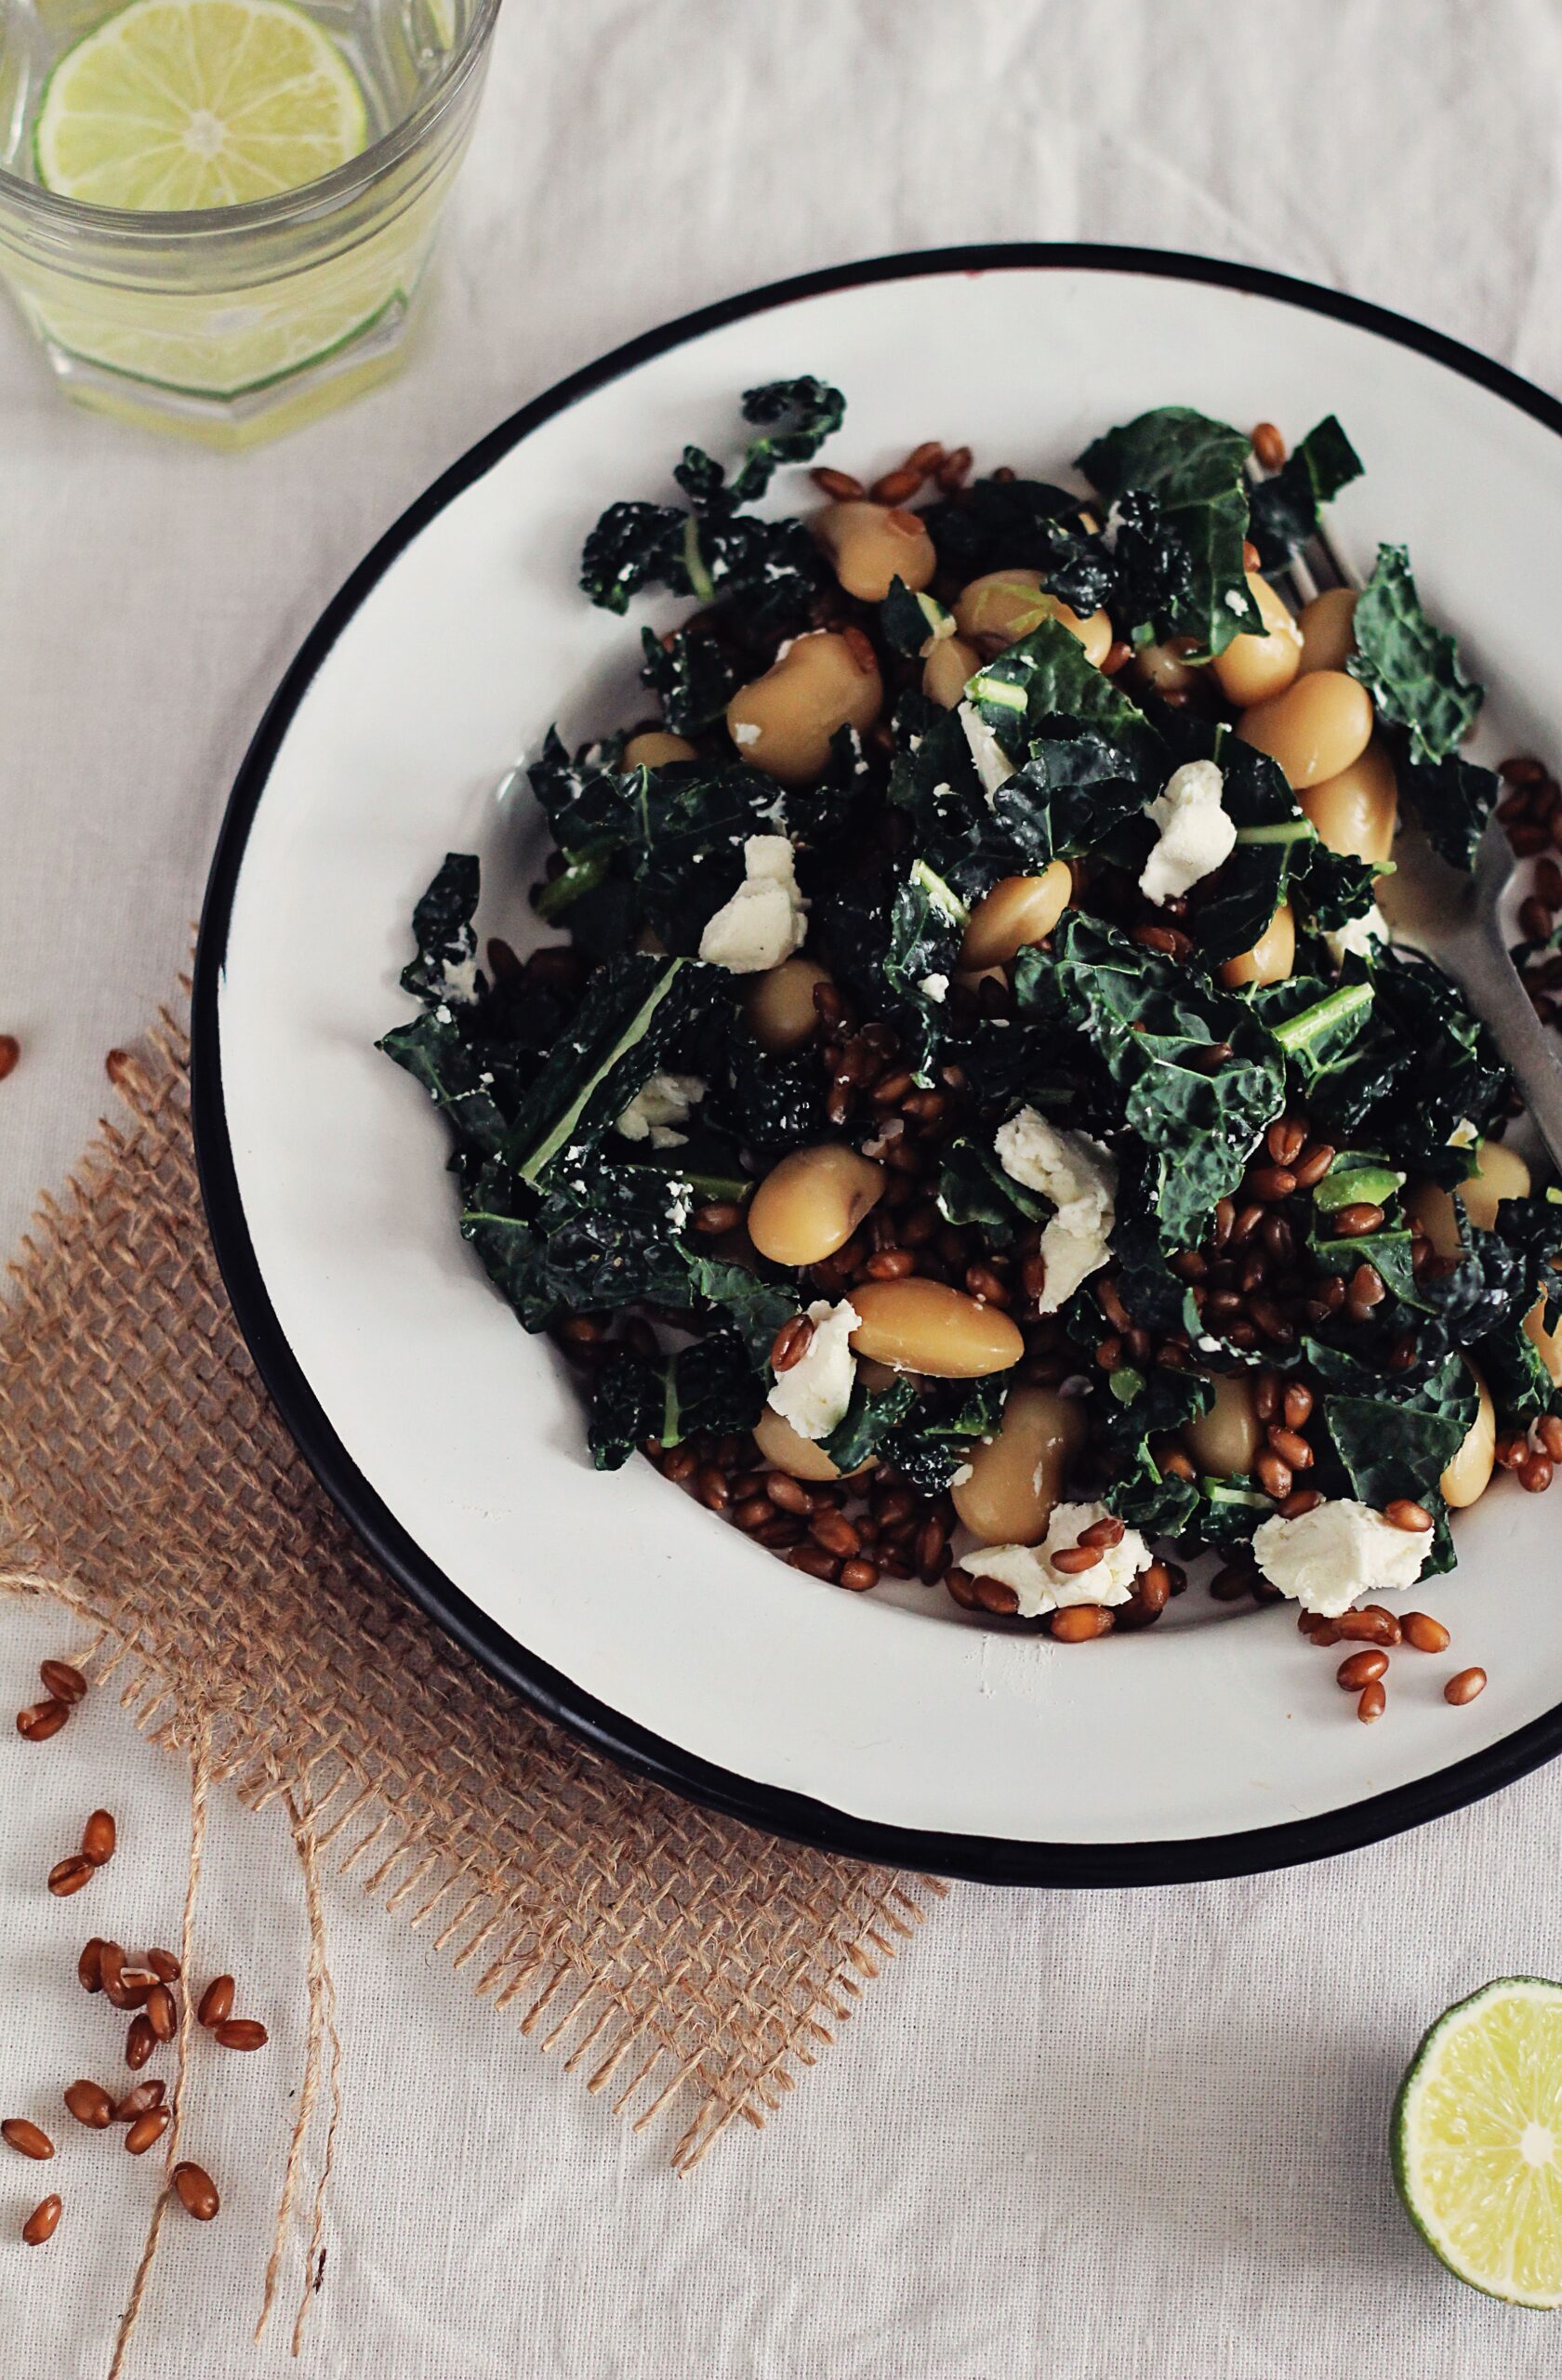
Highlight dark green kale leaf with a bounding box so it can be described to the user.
[398,851,483,1006]
[954,1019,1083,1115]
[814,861,963,1082]
[1096,1365,1211,1538]
[1410,1222,1536,1354]
[462,1157,696,1332]
[821,1373,919,1474]
[499,954,721,1195]
[1076,406,1262,655]
[704,1025,827,1157]
[965,616,1166,775]
[589,1349,662,1470]
[638,626,739,736]
[1395,750,1501,872]
[892,705,1147,897]
[683,1254,798,1359]
[935,1136,1049,1243]
[579,379,841,622]
[1178,731,1316,964]
[920,478,1114,614]
[1347,544,1484,763]
[1289,840,1387,940]
[1198,1478,1279,1550]
[1285,952,1507,1181]
[882,860,967,1077]
[1107,1201,1202,1340]
[668,1328,768,1437]
[1478,1303,1559,1427]
[578,503,687,616]
[1245,416,1363,573]
[724,377,847,502]
[1017,915,1285,1249]
[377,1008,510,1163]
[1307,1339,1476,1574]
[529,731,796,952]
[886,1376,1008,1496]
[588,1326,769,1472]
[1254,974,1379,1101]
[1099,490,1196,652]
[880,577,955,658]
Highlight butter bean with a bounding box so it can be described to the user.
[1211,573,1303,707]
[1238,669,1374,789]
[1130,636,1200,696]
[752,1406,868,1482]
[748,1144,885,1267]
[951,1386,1087,1545]
[727,629,882,786]
[1526,1292,1562,1386]
[848,1279,1025,1378]
[814,500,936,602]
[1298,738,1398,863]
[1182,1371,1262,1478]
[1406,1142,1530,1260]
[921,633,980,709]
[1217,901,1295,989]
[1440,1368,1495,1509]
[744,957,832,1054]
[954,569,1112,666]
[959,865,1072,968]
[1296,586,1358,676]
[622,731,697,770]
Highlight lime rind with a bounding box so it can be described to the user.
[34,0,366,212]
[1394,1976,1562,2309]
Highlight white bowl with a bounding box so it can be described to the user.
[192,245,1562,1883]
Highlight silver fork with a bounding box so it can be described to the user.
[1258,481,1562,1172]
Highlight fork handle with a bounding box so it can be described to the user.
[1442,927,1562,1180]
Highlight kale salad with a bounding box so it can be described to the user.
[379,381,1562,1702]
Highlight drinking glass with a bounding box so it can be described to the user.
[0,0,500,443]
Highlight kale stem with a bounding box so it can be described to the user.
[1271,980,1374,1054]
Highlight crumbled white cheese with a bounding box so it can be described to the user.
[766,1299,859,1442]
[949,1461,974,1488]
[957,1501,1150,1620]
[993,1108,1118,1312]
[1324,906,1388,970]
[439,952,481,1005]
[1224,588,1250,616]
[1139,759,1237,906]
[920,972,949,1003]
[731,721,761,747]
[666,1179,693,1232]
[959,700,1015,797]
[616,1071,706,1150]
[697,836,809,973]
[1251,1498,1433,1618]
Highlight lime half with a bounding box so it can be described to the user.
[1395,1977,1562,2307]
[35,0,367,211]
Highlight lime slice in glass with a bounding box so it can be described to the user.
[35,0,367,211]
[1395,1977,1562,2307]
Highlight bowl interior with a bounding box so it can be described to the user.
[204,253,1562,1878]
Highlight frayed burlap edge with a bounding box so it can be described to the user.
[0,1010,944,2203]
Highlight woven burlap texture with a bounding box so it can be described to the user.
[0,1018,941,2173]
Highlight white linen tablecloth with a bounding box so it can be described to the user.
[7,4,1562,2370]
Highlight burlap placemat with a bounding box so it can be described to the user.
[0,1014,942,2184]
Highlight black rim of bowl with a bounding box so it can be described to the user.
[192,241,1562,1886]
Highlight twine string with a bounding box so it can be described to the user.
[255,1781,337,2349]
